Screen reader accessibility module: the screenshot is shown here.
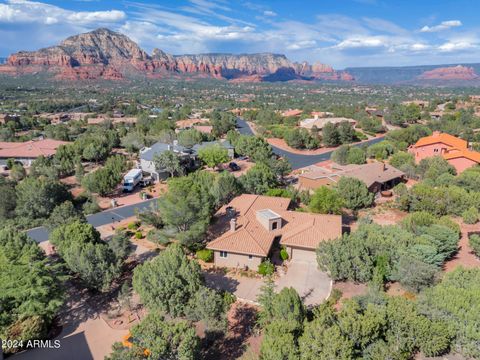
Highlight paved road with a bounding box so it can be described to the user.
[27,198,158,243]
[236,118,384,169]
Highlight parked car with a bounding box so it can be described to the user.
[229,162,241,171]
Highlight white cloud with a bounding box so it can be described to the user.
[420,20,462,33]
[333,36,387,49]
[263,10,276,17]
[286,40,316,50]
[438,41,476,52]
[0,0,125,25]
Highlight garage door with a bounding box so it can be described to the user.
[291,247,317,263]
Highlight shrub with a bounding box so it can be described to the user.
[469,234,480,256]
[280,247,289,261]
[258,260,275,276]
[196,249,214,262]
[128,221,140,230]
[134,231,143,239]
[462,207,479,224]
[223,291,237,307]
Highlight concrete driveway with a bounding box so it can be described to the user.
[275,260,332,306]
[205,260,332,307]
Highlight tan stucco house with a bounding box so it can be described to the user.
[206,194,342,269]
[298,162,405,193]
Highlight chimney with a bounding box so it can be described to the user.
[432,131,441,137]
[230,218,237,232]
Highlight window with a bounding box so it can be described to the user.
[434,148,439,153]
[248,255,253,260]
[272,221,278,230]
[220,251,228,258]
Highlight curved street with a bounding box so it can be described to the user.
[236,117,384,169]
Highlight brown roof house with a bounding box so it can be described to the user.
[298,162,405,193]
[207,194,342,269]
[0,139,69,166]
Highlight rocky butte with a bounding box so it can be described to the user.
[417,65,479,81]
[0,28,353,82]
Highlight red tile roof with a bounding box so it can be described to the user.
[413,132,467,150]
[0,139,69,159]
[443,149,480,163]
[207,194,342,256]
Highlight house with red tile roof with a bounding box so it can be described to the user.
[207,194,342,269]
[409,131,480,173]
[0,139,69,166]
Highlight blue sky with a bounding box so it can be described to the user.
[0,0,479,68]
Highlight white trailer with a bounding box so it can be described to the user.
[123,169,143,192]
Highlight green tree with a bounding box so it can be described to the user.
[260,320,299,360]
[132,244,203,317]
[15,177,71,220]
[389,151,415,169]
[337,177,374,210]
[419,268,480,358]
[0,178,16,220]
[337,121,356,144]
[198,144,229,169]
[154,150,183,177]
[54,144,77,176]
[45,201,85,231]
[0,228,65,344]
[322,122,340,147]
[331,145,349,165]
[50,221,120,291]
[346,147,366,164]
[106,312,199,360]
[309,186,343,214]
[157,176,212,249]
[417,156,456,181]
[240,163,277,194]
[393,255,438,292]
[469,234,480,256]
[185,286,227,332]
[81,155,127,196]
[10,163,26,181]
[177,129,203,149]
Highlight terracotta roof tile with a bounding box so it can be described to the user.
[207,195,342,256]
[443,149,480,163]
[0,139,69,159]
[414,132,467,150]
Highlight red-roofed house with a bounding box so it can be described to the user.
[409,131,480,173]
[0,139,69,166]
[207,194,342,268]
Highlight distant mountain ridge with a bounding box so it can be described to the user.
[0,28,352,82]
[346,63,480,84]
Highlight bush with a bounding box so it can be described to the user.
[196,249,214,262]
[462,207,479,224]
[134,231,143,239]
[258,260,275,276]
[280,247,289,261]
[128,221,140,230]
[223,291,237,307]
[469,234,480,256]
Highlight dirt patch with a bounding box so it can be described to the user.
[201,301,260,360]
[444,221,480,272]
[333,281,368,308]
